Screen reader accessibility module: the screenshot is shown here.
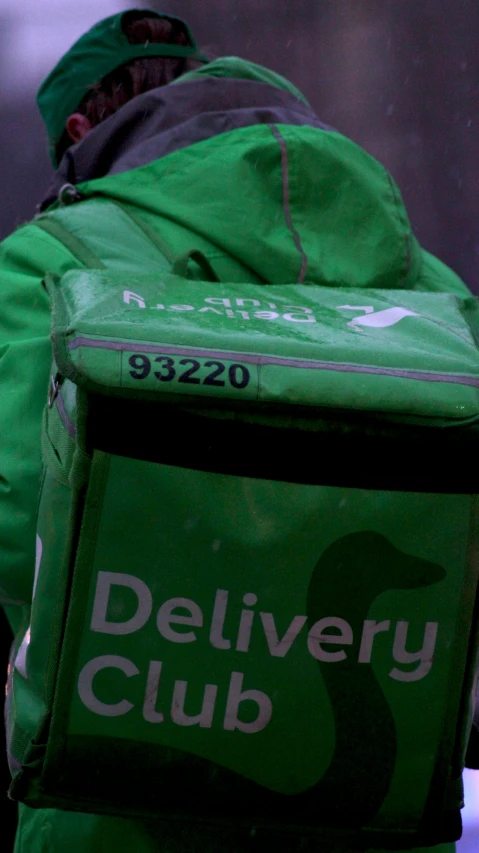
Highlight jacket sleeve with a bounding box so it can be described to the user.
[0,223,81,607]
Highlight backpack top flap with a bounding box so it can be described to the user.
[46,270,479,421]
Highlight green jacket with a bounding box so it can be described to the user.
[1,58,466,853]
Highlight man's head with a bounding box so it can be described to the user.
[37,9,208,167]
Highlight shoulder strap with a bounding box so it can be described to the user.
[34,196,169,272]
[34,194,220,282]
[172,249,220,281]
[34,215,106,270]
[110,199,176,266]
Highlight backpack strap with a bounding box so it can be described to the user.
[111,199,176,266]
[34,193,220,282]
[34,215,106,270]
[172,249,220,281]
[114,201,218,282]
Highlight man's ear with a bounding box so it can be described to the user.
[65,113,93,143]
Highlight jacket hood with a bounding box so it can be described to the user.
[41,56,421,289]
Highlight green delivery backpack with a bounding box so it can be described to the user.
[6,200,479,850]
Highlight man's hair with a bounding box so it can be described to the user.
[56,11,204,162]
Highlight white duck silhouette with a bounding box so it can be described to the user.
[338,305,419,329]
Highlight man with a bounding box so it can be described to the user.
[0,8,471,852]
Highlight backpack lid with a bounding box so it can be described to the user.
[46,269,479,423]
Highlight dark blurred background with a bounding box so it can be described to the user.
[1,0,478,848]
[0,0,477,287]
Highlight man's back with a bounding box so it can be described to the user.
[0,11,474,853]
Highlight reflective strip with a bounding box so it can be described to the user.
[67,337,479,388]
[270,125,308,284]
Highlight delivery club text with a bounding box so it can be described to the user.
[76,572,439,734]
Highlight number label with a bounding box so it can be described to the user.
[126,353,253,396]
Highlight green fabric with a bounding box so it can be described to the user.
[0,225,83,607]
[36,8,208,165]
[8,204,478,847]
[0,57,473,851]
[46,113,417,291]
[74,123,464,294]
[48,267,479,419]
[14,428,473,840]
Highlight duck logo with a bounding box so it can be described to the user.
[338,305,419,329]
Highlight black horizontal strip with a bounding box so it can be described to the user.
[87,395,477,493]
